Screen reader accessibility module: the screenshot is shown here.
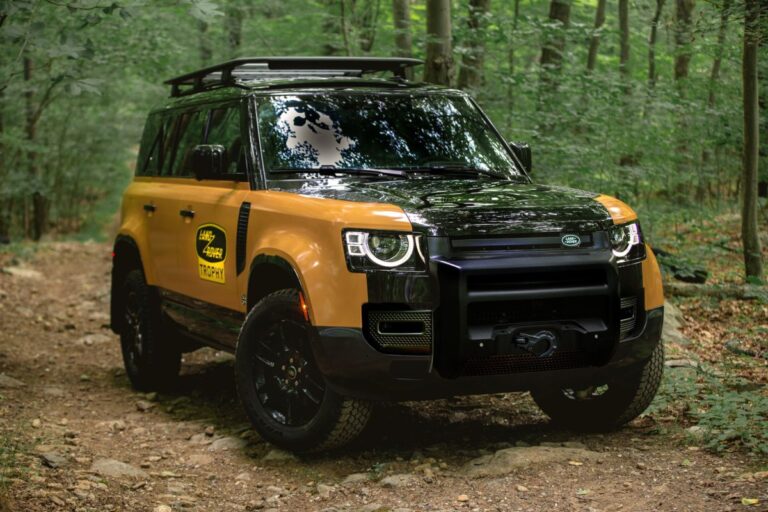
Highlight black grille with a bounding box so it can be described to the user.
[365,310,432,354]
[468,296,609,327]
[463,351,590,376]
[451,233,594,252]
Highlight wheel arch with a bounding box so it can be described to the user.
[111,235,144,333]
[247,254,306,316]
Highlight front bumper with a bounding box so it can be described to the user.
[312,235,663,401]
[312,306,662,401]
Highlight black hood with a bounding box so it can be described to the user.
[273,178,613,237]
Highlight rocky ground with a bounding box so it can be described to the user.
[0,241,766,512]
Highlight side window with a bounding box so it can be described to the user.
[205,104,246,179]
[136,114,162,176]
[169,110,208,177]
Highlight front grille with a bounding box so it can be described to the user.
[463,351,590,376]
[451,233,594,253]
[468,296,609,327]
[365,310,432,354]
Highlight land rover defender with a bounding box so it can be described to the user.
[111,57,664,452]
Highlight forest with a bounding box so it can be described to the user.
[0,0,765,281]
[0,2,768,511]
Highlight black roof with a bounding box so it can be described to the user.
[164,57,424,97]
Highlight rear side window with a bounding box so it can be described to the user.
[136,114,162,176]
[205,104,246,180]
[165,110,208,177]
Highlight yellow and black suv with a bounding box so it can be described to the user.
[111,57,665,452]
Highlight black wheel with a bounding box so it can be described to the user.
[119,269,181,391]
[531,342,664,431]
[235,289,371,453]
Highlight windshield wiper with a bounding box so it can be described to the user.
[400,163,506,179]
[271,167,408,178]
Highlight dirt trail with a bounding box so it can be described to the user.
[0,242,765,512]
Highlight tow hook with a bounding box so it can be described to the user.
[513,330,558,357]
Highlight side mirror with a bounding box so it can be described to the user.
[509,141,532,174]
[190,144,225,180]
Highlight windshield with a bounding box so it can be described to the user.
[256,94,522,179]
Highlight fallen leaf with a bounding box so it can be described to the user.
[568,460,584,466]
[741,498,759,506]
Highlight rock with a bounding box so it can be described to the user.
[379,473,417,488]
[77,333,111,346]
[31,419,41,428]
[686,425,709,441]
[204,425,215,436]
[665,359,699,369]
[262,448,298,462]
[207,436,246,452]
[0,374,25,389]
[516,484,529,492]
[342,473,369,485]
[359,504,386,512]
[154,506,173,512]
[463,446,603,478]
[317,483,333,499]
[235,472,252,481]
[189,433,214,446]
[662,300,690,345]
[186,454,214,466]
[457,494,470,502]
[42,387,65,397]
[90,458,147,479]
[136,400,154,412]
[2,266,42,279]
[40,452,68,469]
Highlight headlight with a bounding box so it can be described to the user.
[609,221,646,263]
[344,230,426,272]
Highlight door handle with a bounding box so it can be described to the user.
[143,203,156,212]
[179,209,195,218]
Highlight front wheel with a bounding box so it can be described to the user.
[235,289,372,452]
[531,342,664,431]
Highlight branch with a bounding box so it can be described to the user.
[665,282,766,300]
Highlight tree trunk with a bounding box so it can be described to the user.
[699,0,731,202]
[424,0,453,86]
[505,0,520,127]
[674,0,695,87]
[224,3,244,57]
[540,0,571,88]
[198,20,213,66]
[356,0,381,53]
[586,0,606,73]
[392,0,412,57]
[457,0,491,90]
[24,56,46,241]
[741,0,765,281]
[618,0,630,82]
[0,85,8,242]
[647,0,665,88]
[392,0,413,78]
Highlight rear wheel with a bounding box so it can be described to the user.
[235,289,371,452]
[119,269,181,391]
[531,342,664,431]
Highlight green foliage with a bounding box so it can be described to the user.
[649,366,768,456]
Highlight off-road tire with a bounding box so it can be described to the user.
[119,269,182,391]
[235,289,372,453]
[531,342,664,431]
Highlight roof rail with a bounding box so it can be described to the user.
[164,57,424,97]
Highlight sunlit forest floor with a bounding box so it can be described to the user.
[0,211,766,512]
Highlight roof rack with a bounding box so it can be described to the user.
[164,57,424,97]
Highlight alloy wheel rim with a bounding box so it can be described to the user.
[251,316,325,427]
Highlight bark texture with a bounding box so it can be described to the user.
[457,0,491,90]
[424,0,453,86]
[586,0,606,72]
[647,0,665,87]
[741,0,765,280]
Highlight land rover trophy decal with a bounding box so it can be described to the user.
[561,234,581,247]
[196,224,227,283]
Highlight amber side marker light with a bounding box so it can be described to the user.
[298,292,310,323]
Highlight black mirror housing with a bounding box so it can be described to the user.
[190,144,226,180]
[509,141,532,174]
